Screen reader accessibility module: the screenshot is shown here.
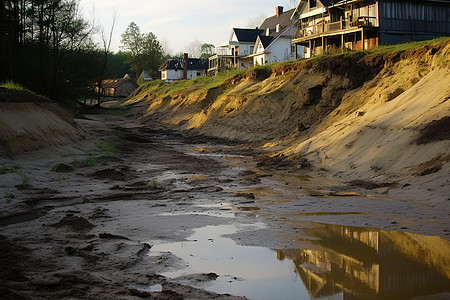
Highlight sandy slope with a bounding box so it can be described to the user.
[0,101,85,155]
[127,39,450,206]
[0,41,449,299]
[285,55,450,205]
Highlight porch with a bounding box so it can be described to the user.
[293,16,379,57]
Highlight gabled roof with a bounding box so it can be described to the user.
[257,35,274,49]
[159,58,208,71]
[232,28,264,43]
[101,74,137,89]
[141,69,152,80]
[320,0,335,6]
[259,8,296,41]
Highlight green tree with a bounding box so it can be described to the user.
[106,51,132,78]
[200,43,215,60]
[0,0,99,101]
[120,22,164,78]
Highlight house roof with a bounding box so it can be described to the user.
[101,75,137,89]
[232,28,264,43]
[320,0,335,6]
[141,69,152,80]
[159,58,208,71]
[259,8,296,41]
[257,35,274,49]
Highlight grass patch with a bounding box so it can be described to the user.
[0,164,28,184]
[124,37,449,109]
[0,164,13,174]
[364,37,450,55]
[97,141,119,156]
[0,165,30,185]
[76,141,119,167]
[83,155,99,167]
[0,81,50,103]
[0,81,26,91]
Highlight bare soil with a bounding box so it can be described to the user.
[1,111,449,299]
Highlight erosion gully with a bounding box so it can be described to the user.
[1,113,449,300]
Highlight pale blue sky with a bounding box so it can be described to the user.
[80,0,297,54]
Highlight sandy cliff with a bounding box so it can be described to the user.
[125,39,450,203]
[0,89,85,155]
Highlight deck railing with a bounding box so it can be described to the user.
[297,16,378,38]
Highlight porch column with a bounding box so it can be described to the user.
[361,28,365,50]
[294,42,298,59]
[309,40,312,57]
[341,34,344,49]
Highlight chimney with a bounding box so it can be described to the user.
[276,6,283,17]
[183,53,188,80]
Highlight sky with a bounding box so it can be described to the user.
[79,0,297,55]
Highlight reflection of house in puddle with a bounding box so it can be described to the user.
[277,224,450,299]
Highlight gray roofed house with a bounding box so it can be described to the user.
[95,74,138,98]
[248,6,301,66]
[159,55,208,82]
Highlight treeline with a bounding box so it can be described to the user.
[0,0,142,102]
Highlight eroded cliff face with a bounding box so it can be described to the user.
[0,91,85,155]
[126,39,450,202]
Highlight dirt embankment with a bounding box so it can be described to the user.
[0,88,85,155]
[125,39,450,203]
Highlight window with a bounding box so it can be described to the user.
[250,46,254,53]
[310,0,317,8]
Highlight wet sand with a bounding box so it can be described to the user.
[1,112,449,299]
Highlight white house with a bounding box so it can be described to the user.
[159,54,207,82]
[248,6,302,66]
[208,28,263,75]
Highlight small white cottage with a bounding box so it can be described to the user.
[249,6,302,66]
[159,53,208,82]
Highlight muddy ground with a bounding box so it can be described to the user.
[1,111,449,299]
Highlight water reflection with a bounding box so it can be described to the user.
[278,223,450,299]
[149,222,450,299]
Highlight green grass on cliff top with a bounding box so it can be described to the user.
[0,81,50,103]
[129,37,450,101]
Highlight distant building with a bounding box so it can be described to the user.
[292,0,450,58]
[141,69,152,81]
[248,6,301,66]
[208,28,264,75]
[208,6,302,74]
[159,53,208,82]
[96,74,138,98]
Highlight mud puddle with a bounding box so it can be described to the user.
[150,222,450,300]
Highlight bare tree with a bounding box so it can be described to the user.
[96,10,117,106]
[183,40,203,58]
[247,13,267,28]
[159,37,172,57]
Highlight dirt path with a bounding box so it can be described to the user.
[1,112,449,299]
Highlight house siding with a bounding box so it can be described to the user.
[114,82,137,97]
[378,1,450,43]
[162,69,204,82]
[293,0,449,57]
